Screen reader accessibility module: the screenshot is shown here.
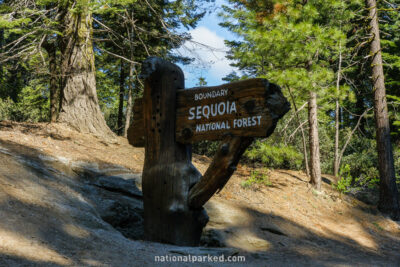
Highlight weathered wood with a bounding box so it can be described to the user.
[140,57,208,246]
[128,57,289,246]
[188,136,254,209]
[188,83,290,209]
[176,79,274,143]
[128,79,289,145]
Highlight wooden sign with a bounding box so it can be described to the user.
[127,57,289,246]
[128,78,286,146]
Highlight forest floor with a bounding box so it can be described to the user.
[0,120,399,266]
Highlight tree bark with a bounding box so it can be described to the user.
[49,47,59,122]
[57,2,114,139]
[308,91,322,190]
[366,0,400,219]
[117,61,126,135]
[43,41,59,123]
[124,63,134,138]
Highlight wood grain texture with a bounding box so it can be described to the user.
[176,79,272,143]
[128,58,289,246]
[188,135,254,209]
[128,79,290,145]
[140,57,208,246]
[187,82,290,208]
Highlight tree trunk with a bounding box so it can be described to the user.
[355,92,366,134]
[42,42,59,123]
[57,2,114,139]
[366,0,400,219]
[0,30,3,82]
[123,63,134,138]
[308,91,321,190]
[334,43,342,177]
[49,47,58,122]
[288,87,310,177]
[117,61,126,135]
[334,98,340,176]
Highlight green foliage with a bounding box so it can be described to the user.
[0,94,49,123]
[333,164,353,193]
[241,168,271,188]
[192,140,219,157]
[0,98,14,120]
[14,81,50,122]
[220,0,355,100]
[244,140,303,170]
[340,138,380,190]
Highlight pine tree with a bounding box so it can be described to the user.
[220,0,351,188]
[366,0,400,219]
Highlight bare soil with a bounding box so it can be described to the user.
[0,120,399,266]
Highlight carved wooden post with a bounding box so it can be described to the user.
[129,57,290,246]
[141,57,208,246]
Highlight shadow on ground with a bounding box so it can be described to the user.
[0,138,399,266]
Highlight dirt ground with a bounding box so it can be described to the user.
[0,120,399,266]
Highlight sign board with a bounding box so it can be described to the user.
[128,78,279,146]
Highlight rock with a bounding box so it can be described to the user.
[100,200,144,240]
[200,229,226,247]
[260,224,287,236]
[81,179,144,240]
[91,176,143,199]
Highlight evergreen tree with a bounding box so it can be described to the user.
[366,0,399,219]
[220,0,352,188]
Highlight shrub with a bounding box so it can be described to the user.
[333,164,353,193]
[0,98,15,120]
[241,168,272,188]
[340,138,380,190]
[244,140,303,170]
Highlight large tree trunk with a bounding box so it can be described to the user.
[366,0,400,219]
[308,91,322,190]
[117,61,126,135]
[57,2,114,139]
[123,63,134,138]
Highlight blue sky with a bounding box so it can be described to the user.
[175,0,239,88]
